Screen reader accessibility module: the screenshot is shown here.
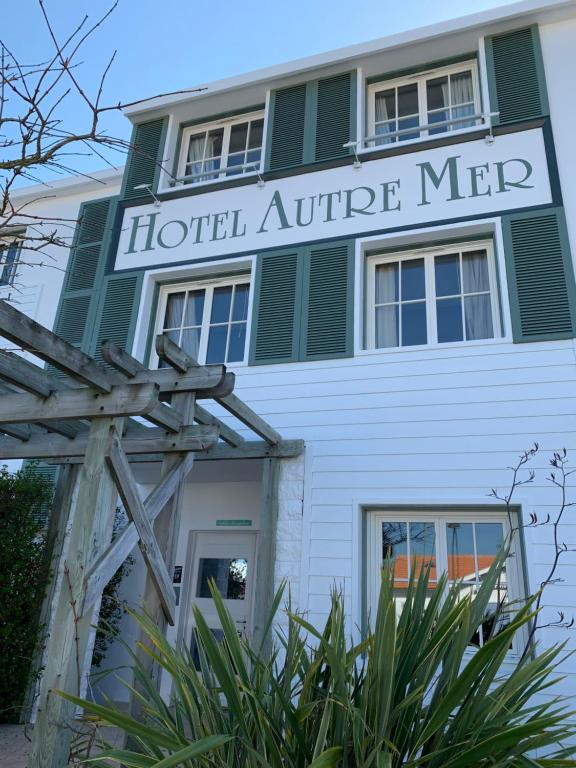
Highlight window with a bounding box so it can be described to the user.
[0,241,21,287]
[178,112,264,184]
[366,242,500,349]
[156,276,251,365]
[366,510,522,650]
[366,62,481,148]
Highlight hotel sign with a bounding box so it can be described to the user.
[115,128,552,270]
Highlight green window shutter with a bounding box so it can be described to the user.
[266,71,355,171]
[503,208,576,342]
[267,85,307,171]
[485,26,548,125]
[52,197,116,357]
[121,117,167,200]
[53,295,92,347]
[249,239,355,365]
[91,273,144,364]
[21,462,58,525]
[249,250,302,364]
[302,241,354,360]
[315,72,355,162]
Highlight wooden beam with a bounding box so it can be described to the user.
[143,401,182,433]
[38,420,85,439]
[216,393,282,445]
[155,334,190,372]
[101,341,143,378]
[1,423,32,441]
[0,300,113,393]
[106,432,176,624]
[48,439,305,464]
[194,404,244,447]
[0,382,160,424]
[252,458,280,653]
[0,425,219,459]
[0,349,53,396]
[83,453,196,610]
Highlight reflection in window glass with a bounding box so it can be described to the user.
[445,521,506,647]
[196,558,248,600]
[377,516,509,646]
[161,281,249,365]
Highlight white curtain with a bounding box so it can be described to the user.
[463,252,493,340]
[164,292,185,329]
[187,133,206,179]
[451,71,475,127]
[375,263,399,347]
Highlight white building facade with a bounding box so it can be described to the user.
[15,0,576,708]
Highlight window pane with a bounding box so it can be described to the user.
[187,133,206,164]
[246,148,261,166]
[180,327,201,360]
[228,323,247,362]
[451,71,474,105]
[462,250,489,293]
[164,292,185,329]
[183,290,205,326]
[397,84,418,117]
[211,286,233,323]
[375,262,399,304]
[401,259,425,301]
[232,284,250,321]
[402,302,427,346]
[196,557,247,600]
[428,110,449,135]
[427,76,449,110]
[435,254,461,297]
[206,325,228,363]
[398,116,420,141]
[476,523,504,566]
[375,90,396,121]
[452,103,476,129]
[206,128,224,158]
[382,521,407,574]
[446,522,475,580]
[229,123,249,153]
[226,153,245,176]
[409,522,436,582]
[464,294,493,340]
[248,119,264,149]
[376,305,399,348]
[437,297,463,343]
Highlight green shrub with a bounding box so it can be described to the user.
[60,549,575,768]
[0,464,53,723]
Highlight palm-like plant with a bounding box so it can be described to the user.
[60,551,575,767]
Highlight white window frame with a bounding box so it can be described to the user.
[365,240,501,351]
[176,111,264,187]
[366,508,526,655]
[153,273,252,367]
[365,60,482,152]
[0,238,22,288]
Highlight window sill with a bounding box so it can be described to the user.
[158,170,259,197]
[356,336,512,358]
[357,124,489,158]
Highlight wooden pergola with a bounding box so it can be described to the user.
[0,301,303,768]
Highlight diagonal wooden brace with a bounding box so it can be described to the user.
[106,430,177,624]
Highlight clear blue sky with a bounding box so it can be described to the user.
[3,0,522,177]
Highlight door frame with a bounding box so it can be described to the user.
[176,528,259,651]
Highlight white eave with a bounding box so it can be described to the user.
[8,167,124,204]
[124,0,576,119]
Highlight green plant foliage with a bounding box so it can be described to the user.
[92,508,134,669]
[0,464,54,723]
[59,552,576,768]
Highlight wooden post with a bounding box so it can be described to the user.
[28,418,121,768]
[130,392,196,707]
[252,458,280,653]
[22,465,80,724]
